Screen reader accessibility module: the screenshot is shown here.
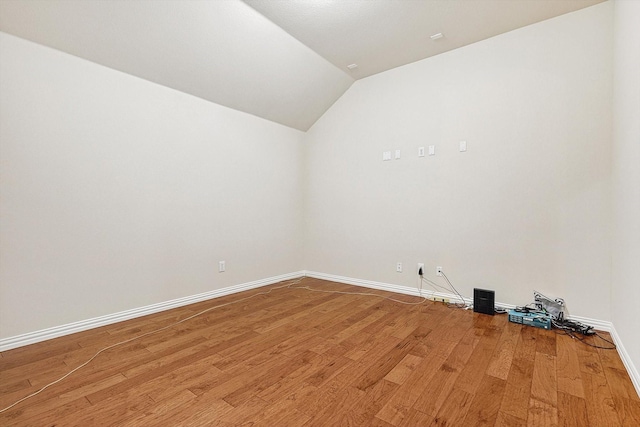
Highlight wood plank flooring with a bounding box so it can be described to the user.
[1,278,639,426]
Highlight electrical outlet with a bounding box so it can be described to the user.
[219,261,226,272]
[396,262,403,273]
[417,263,424,275]
[436,266,443,276]
[432,297,449,303]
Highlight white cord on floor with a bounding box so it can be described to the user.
[287,285,427,305]
[0,276,427,413]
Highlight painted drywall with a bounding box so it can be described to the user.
[304,3,613,320]
[611,0,640,386]
[0,0,354,131]
[0,32,304,339]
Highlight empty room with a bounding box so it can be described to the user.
[1,0,639,425]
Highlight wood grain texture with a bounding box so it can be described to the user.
[499,325,537,420]
[557,391,589,427]
[1,278,638,426]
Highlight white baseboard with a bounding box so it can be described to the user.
[3,269,638,398]
[0,271,304,352]
[304,270,638,398]
[609,326,640,397]
[566,314,613,333]
[304,270,463,302]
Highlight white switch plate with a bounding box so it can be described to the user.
[428,145,435,156]
[219,261,226,272]
[418,147,425,157]
[459,141,467,152]
[395,149,401,159]
[383,151,391,161]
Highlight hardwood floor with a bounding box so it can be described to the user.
[1,278,639,426]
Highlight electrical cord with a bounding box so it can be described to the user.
[0,276,429,413]
[514,303,540,313]
[419,272,470,309]
[420,276,453,294]
[440,271,470,308]
[6,272,614,414]
[549,318,616,350]
[511,298,615,350]
[556,327,617,350]
[593,332,617,349]
[419,269,469,308]
[425,273,615,351]
[0,277,304,414]
[288,284,428,306]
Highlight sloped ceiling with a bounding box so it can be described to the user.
[0,0,605,131]
[0,0,353,131]
[244,0,605,80]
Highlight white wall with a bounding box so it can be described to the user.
[2,3,634,385]
[611,0,640,386]
[0,33,304,339]
[304,3,613,320]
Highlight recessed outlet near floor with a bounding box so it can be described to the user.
[219,261,226,272]
[396,262,403,273]
[417,263,424,275]
[436,266,443,276]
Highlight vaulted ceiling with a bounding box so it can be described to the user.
[0,0,604,131]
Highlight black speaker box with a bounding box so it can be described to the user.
[473,288,495,315]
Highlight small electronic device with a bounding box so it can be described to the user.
[533,291,565,321]
[473,288,495,315]
[508,309,552,330]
